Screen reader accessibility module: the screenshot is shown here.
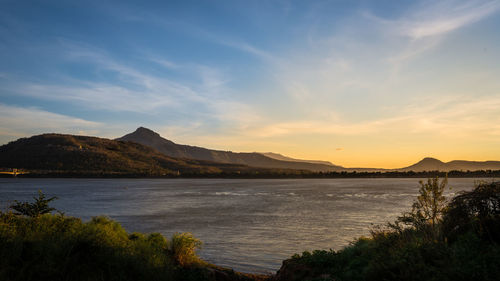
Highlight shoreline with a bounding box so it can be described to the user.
[2,170,500,179]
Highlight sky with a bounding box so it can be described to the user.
[1,0,500,168]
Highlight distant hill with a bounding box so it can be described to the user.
[2,130,497,177]
[400,157,500,172]
[117,127,343,172]
[259,152,336,166]
[0,134,270,176]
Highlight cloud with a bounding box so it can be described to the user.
[256,0,500,124]
[405,0,500,39]
[1,39,267,146]
[4,41,248,119]
[238,94,500,139]
[60,42,210,102]
[215,39,276,61]
[149,57,230,90]
[151,59,178,69]
[11,83,176,113]
[366,0,500,40]
[105,4,275,62]
[0,104,103,143]
[357,0,500,68]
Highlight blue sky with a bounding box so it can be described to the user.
[1,0,500,167]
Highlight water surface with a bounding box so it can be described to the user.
[0,178,483,273]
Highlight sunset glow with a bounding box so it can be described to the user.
[1,0,500,168]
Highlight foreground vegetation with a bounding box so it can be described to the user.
[0,192,268,281]
[2,179,499,280]
[278,179,500,281]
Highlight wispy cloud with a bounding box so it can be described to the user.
[4,41,243,116]
[11,83,176,113]
[258,0,500,122]
[401,0,500,40]
[106,3,275,62]
[0,103,103,143]
[61,42,208,103]
[1,40,265,143]
[151,59,178,69]
[365,0,500,40]
[239,94,500,139]
[215,39,276,61]
[149,57,230,90]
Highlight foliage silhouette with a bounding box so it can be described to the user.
[0,191,266,281]
[392,176,449,241]
[282,179,500,281]
[443,181,500,242]
[169,232,203,266]
[9,189,58,217]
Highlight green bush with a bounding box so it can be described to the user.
[0,211,211,281]
[288,179,500,281]
[443,181,500,242]
[0,191,269,281]
[169,232,203,266]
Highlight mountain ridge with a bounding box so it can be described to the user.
[2,128,499,174]
[0,133,287,176]
[259,152,336,166]
[117,127,344,172]
[400,157,500,172]
[118,127,500,172]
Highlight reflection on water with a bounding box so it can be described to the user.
[0,178,481,273]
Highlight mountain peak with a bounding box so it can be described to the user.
[133,127,159,136]
[418,157,444,164]
[116,127,175,145]
[400,157,447,172]
[116,128,342,172]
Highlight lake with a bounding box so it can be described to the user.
[0,178,484,273]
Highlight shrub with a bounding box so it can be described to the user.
[169,232,203,266]
[443,181,500,242]
[0,211,214,280]
[287,179,500,281]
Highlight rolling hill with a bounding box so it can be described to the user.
[399,157,500,172]
[0,134,275,176]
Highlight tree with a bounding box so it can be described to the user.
[10,190,59,217]
[443,181,500,242]
[394,176,449,240]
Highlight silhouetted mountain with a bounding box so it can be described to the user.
[260,152,336,166]
[4,130,497,177]
[400,157,500,172]
[117,127,343,172]
[0,134,269,176]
